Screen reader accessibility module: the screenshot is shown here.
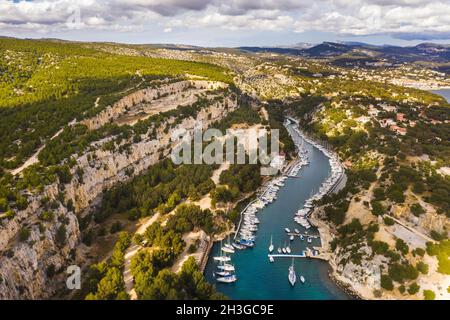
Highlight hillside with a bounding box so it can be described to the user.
[0,38,448,300]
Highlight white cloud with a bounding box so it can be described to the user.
[0,0,449,41]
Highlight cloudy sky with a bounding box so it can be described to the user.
[1,0,450,46]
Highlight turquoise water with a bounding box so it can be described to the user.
[205,128,350,300]
[431,88,450,102]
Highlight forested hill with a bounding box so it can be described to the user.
[0,38,232,171]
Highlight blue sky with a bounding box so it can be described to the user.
[2,0,450,47]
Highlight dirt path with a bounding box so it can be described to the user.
[123,213,160,300]
[211,161,230,185]
[170,231,206,273]
[10,125,69,176]
[10,115,79,176]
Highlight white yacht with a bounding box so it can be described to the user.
[213,256,231,262]
[222,246,235,254]
[217,264,235,272]
[216,274,237,283]
[215,271,231,277]
[288,260,296,286]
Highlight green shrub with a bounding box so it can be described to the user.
[383,216,395,226]
[408,282,420,295]
[423,290,435,300]
[56,225,67,245]
[380,274,394,290]
[395,239,409,255]
[19,228,31,242]
[416,261,429,274]
[410,203,425,216]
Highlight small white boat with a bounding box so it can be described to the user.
[286,245,291,254]
[300,235,304,241]
[282,247,287,254]
[307,237,312,243]
[294,229,300,234]
[277,247,282,253]
[222,246,235,254]
[269,256,274,263]
[217,275,237,283]
[290,235,294,241]
[268,235,274,253]
[213,256,231,262]
[232,243,246,250]
[224,243,234,250]
[300,275,305,284]
[215,271,231,277]
[217,264,235,272]
[285,228,291,233]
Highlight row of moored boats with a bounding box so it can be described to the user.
[290,122,344,230]
[212,175,290,283]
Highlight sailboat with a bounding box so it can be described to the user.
[214,241,232,261]
[215,271,232,277]
[222,246,235,254]
[224,236,235,251]
[288,259,296,286]
[268,235,274,253]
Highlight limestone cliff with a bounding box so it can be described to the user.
[0,85,237,299]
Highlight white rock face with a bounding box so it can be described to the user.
[81,80,228,130]
[0,86,237,299]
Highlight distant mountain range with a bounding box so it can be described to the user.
[238,41,450,64]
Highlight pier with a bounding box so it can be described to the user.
[268,247,328,261]
[268,253,306,259]
[286,233,319,238]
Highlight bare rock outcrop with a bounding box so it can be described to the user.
[82,80,228,130]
